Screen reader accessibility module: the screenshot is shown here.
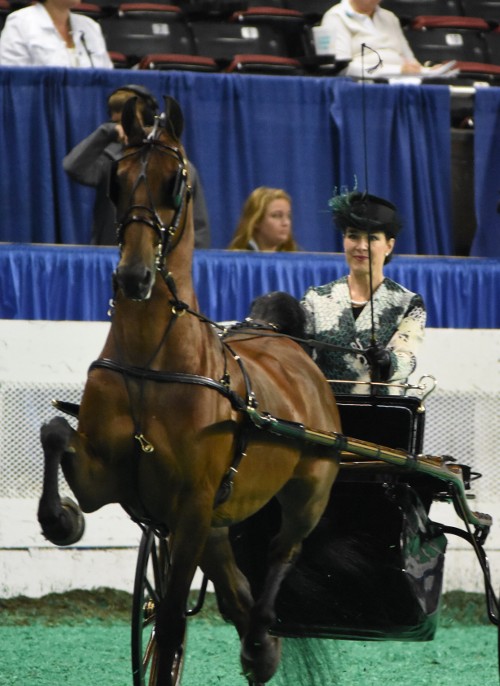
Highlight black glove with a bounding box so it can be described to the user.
[364,343,393,382]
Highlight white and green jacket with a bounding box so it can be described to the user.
[302,276,426,395]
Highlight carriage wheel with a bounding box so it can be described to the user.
[131,527,185,686]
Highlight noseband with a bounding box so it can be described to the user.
[115,117,191,261]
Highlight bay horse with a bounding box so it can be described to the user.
[38,96,342,685]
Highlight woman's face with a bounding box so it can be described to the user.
[343,228,394,277]
[254,198,292,251]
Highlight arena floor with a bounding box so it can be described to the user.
[0,591,497,685]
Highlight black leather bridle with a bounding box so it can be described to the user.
[114,115,191,262]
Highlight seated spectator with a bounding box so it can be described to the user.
[320,0,424,78]
[228,187,298,252]
[63,84,211,248]
[0,0,113,68]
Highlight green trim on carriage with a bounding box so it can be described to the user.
[244,406,492,534]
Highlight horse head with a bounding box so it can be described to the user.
[112,96,191,301]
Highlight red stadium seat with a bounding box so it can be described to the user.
[382,0,463,24]
[226,53,303,74]
[108,50,129,68]
[407,16,490,65]
[484,26,500,64]
[100,8,195,67]
[73,2,106,19]
[117,2,183,18]
[229,7,306,58]
[283,0,336,24]
[190,19,292,67]
[138,53,219,70]
[453,60,500,85]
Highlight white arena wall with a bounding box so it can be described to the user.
[0,321,499,598]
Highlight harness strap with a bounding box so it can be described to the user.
[89,357,252,509]
[89,358,248,413]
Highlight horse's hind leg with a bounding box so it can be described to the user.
[38,417,85,546]
[241,468,337,684]
[239,549,291,684]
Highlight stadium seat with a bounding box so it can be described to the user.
[115,2,183,19]
[247,0,286,7]
[382,0,463,24]
[283,0,335,24]
[226,53,303,74]
[406,16,490,65]
[73,2,106,19]
[453,60,500,83]
[100,6,196,66]
[484,26,500,64]
[461,0,500,24]
[229,7,306,58]
[230,6,305,28]
[190,19,290,67]
[108,50,130,68]
[138,52,219,70]
[180,0,247,19]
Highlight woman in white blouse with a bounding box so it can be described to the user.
[0,0,113,68]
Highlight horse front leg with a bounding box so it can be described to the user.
[38,416,85,546]
[154,508,212,686]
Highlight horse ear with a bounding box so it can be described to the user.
[163,96,184,139]
[121,97,145,145]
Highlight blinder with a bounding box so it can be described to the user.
[108,160,120,208]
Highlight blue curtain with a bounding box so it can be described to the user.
[156,72,338,252]
[470,88,500,258]
[329,80,453,255]
[0,67,338,251]
[2,244,499,328]
[0,68,497,256]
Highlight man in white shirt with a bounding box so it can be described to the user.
[321,0,422,77]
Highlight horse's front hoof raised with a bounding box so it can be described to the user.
[39,496,85,546]
[241,634,281,684]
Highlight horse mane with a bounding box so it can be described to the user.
[247,291,307,339]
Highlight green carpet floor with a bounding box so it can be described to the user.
[0,590,497,685]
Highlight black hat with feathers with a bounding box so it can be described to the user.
[329,191,402,238]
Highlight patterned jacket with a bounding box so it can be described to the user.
[302,276,426,395]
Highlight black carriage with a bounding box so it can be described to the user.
[131,380,499,684]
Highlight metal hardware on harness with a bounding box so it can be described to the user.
[135,433,155,453]
[171,304,186,316]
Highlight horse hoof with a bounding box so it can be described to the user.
[39,496,85,547]
[241,635,281,684]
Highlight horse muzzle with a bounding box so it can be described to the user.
[113,263,155,301]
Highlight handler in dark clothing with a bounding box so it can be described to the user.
[63,84,211,248]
